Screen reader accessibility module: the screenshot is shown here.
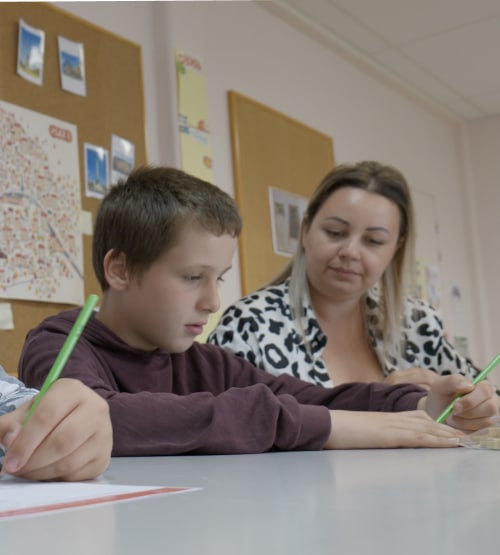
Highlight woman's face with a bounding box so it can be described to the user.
[302,186,402,302]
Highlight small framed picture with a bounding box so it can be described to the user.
[84,143,109,199]
[268,187,308,257]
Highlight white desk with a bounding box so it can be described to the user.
[1,448,499,554]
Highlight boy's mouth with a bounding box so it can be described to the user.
[185,323,206,336]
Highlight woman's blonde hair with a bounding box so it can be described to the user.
[271,160,416,351]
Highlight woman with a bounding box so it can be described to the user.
[209,161,498,396]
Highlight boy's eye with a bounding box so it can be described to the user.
[185,275,201,282]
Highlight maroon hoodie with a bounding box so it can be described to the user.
[19,309,426,456]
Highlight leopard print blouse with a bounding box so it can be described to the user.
[208,279,482,388]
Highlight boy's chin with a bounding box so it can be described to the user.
[166,338,196,353]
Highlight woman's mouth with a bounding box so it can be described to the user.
[330,266,359,278]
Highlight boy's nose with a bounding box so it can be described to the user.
[200,283,220,313]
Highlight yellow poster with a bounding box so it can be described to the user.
[175,50,218,341]
[175,50,214,183]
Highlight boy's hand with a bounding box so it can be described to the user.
[324,410,462,449]
[0,378,112,481]
[419,375,500,432]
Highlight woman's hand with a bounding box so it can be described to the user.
[383,368,438,390]
[0,378,112,481]
[419,374,500,432]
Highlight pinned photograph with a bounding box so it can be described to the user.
[58,35,87,96]
[84,143,109,199]
[268,187,308,257]
[17,19,45,86]
[111,135,135,184]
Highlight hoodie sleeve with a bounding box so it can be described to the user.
[19,333,332,455]
[18,320,426,457]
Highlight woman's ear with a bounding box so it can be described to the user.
[103,250,129,291]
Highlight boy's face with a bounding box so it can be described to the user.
[111,227,237,352]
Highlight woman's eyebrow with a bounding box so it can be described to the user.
[323,217,391,234]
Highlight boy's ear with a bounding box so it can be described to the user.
[103,250,129,291]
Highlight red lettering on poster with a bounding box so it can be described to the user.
[49,125,73,142]
[178,54,202,72]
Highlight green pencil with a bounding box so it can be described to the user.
[23,294,99,425]
[435,352,500,423]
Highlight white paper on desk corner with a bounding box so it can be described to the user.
[0,476,199,520]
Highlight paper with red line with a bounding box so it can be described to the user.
[0,476,199,519]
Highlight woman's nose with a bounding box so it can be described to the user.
[339,237,360,258]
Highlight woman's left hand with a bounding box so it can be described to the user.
[419,375,500,432]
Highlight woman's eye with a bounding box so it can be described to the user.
[186,275,201,282]
[325,229,343,237]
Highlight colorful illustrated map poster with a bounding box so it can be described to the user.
[0,100,83,304]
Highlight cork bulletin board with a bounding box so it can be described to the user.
[0,2,147,374]
[228,91,334,295]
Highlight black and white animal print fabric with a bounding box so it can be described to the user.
[208,279,481,388]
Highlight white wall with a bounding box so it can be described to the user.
[468,117,500,365]
[55,1,495,376]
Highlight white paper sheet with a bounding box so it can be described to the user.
[0,476,198,519]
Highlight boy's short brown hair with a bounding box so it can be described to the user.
[93,166,242,290]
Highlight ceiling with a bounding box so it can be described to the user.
[277,0,500,121]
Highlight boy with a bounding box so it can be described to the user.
[19,166,498,455]
[0,366,112,480]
